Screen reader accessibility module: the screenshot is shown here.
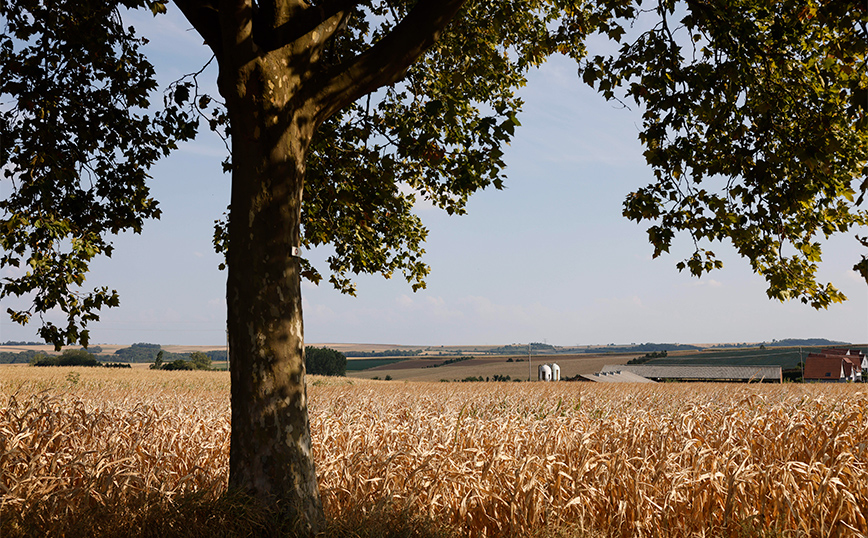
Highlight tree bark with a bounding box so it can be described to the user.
[223,52,323,532]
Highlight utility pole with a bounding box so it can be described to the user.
[528,343,531,381]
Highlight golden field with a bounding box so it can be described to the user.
[1,365,866,537]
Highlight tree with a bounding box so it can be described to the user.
[30,348,100,366]
[190,350,212,370]
[150,350,165,370]
[305,345,346,376]
[162,358,195,370]
[1,0,865,532]
[116,343,164,363]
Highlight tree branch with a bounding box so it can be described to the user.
[217,0,255,62]
[312,0,466,123]
[266,0,360,52]
[172,0,224,57]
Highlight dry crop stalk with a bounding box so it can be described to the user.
[1,366,866,537]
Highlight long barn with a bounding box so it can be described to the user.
[599,365,783,383]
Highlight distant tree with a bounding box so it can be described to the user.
[27,353,52,366]
[205,350,228,362]
[343,348,423,358]
[0,349,41,364]
[116,343,162,363]
[150,350,164,370]
[31,348,100,367]
[161,359,195,371]
[305,347,347,377]
[190,351,213,370]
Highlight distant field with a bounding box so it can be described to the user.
[646,345,866,369]
[347,353,639,381]
[345,358,411,371]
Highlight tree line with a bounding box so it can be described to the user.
[343,349,422,358]
[29,349,129,368]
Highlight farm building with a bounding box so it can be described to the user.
[538,363,560,381]
[804,349,865,382]
[582,370,656,383]
[600,365,783,383]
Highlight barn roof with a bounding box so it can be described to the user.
[820,348,865,361]
[601,365,782,382]
[583,370,656,383]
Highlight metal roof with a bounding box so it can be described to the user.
[583,370,656,383]
[601,365,782,382]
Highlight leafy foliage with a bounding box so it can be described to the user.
[305,346,347,377]
[0,1,197,348]
[207,0,591,295]
[160,359,196,371]
[487,343,557,355]
[580,0,868,307]
[343,349,422,358]
[146,349,213,370]
[0,349,41,364]
[30,348,99,367]
[115,343,162,363]
[190,351,212,370]
[2,0,864,347]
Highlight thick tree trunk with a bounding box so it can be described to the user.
[223,55,323,532]
[173,1,467,531]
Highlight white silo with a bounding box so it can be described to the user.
[538,364,552,381]
[551,363,560,381]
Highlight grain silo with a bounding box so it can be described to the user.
[538,364,552,381]
[551,363,560,381]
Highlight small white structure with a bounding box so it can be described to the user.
[538,363,560,382]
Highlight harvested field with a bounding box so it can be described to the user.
[1,365,866,537]
[348,354,637,381]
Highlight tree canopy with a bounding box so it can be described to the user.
[583,0,867,307]
[0,0,198,347]
[305,346,346,376]
[1,1,865,348]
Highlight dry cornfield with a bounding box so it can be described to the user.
[1,365,866,537]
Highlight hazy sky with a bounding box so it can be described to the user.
[1,8,866,347]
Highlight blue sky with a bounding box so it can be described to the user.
[1,7,866,346]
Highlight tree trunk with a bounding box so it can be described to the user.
[179,1,467,531]
[223,54,323,532]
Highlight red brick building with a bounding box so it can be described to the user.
[803,349,865,382]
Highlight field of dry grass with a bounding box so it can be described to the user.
[1,365,866,537]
